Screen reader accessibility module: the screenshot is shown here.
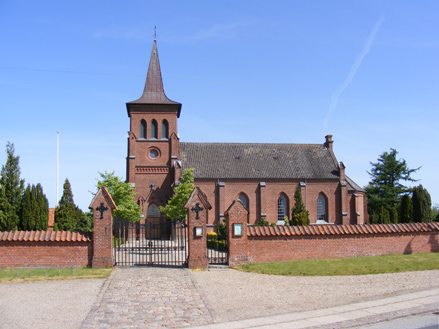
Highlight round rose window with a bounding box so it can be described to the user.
[149,149,159,159]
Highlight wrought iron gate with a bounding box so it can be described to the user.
[207,225,228,265]
[113,218,188,267]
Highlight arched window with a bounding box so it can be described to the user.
[317,194,326,221]
[161,120,169,139]
[238,193,248,210]
[277,194,287,221]
[140,120,146,139]
[151,120,158,139]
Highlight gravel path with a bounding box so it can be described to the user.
[0,279,105,329]
[192,269,439,322]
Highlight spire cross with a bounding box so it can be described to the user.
[191,202,204,220]
[153,26,158,40]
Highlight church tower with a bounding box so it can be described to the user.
[126,39,182,219]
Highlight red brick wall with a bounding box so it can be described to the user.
[0,241,92,268]
[245,232,438,264]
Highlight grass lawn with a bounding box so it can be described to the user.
[0,267,113,283]
[236,252,439,276]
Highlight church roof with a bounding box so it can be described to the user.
[346,175,366,192]
[180,142,340,180]
[127,40,182,113]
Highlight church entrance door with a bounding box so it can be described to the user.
[113,217,188,267]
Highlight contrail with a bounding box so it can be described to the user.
[324,15,385,127]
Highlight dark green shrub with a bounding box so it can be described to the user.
[206,235,227,252]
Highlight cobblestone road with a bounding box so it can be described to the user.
[81,267,217,329]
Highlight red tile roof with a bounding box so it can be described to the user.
[0,230,91,242]
[248,222,439,237]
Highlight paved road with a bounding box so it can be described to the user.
[81,267,217,328]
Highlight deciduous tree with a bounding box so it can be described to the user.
[160,168,195,220]
[96,171,141,222]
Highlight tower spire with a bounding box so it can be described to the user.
[128,38,180,107]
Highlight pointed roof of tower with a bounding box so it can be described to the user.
[128,39,181,110]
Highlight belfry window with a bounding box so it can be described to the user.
[161,120,169,139]
[317,194,326,221]
[277,194,287,221]
[140,120,147,139]
[151,120,158,139]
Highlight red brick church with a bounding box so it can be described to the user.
[126,39,368,226]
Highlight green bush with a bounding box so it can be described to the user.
[254,217,269,226]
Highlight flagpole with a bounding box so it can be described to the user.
[56,132,59,205]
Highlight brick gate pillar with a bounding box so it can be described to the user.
[184,187,212,269]
[226,199,249,266]
[89,186,118,268]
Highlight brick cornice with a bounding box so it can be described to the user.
[136,167,170,174]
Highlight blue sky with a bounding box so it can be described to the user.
[0,1,438,211]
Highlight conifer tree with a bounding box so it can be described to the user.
[365,148,419,217]
[412,185,432,223]
[0,142,25,231]
[400,194,412,223]
[291,185,309,226]
[75,211,93,232]
[370,212,379,224]
[19,183,49,231]
[379,206,390,224]
[20,185,32,230]
[54,178,83,231]
[390,207,398,224]
[160,168,195,220]
[36,183,49,230]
